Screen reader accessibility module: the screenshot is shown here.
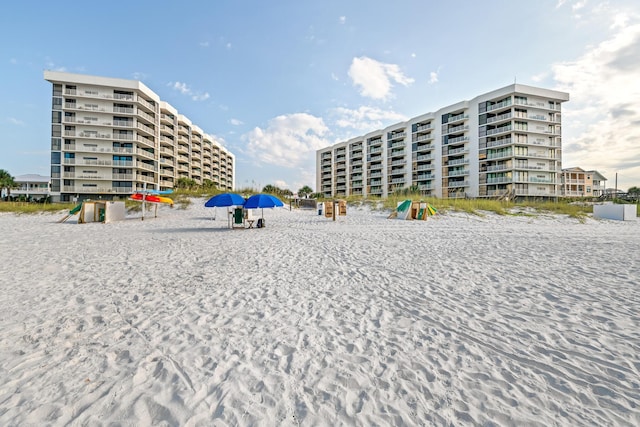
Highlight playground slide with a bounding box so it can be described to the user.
[396,199,411,220]
[58,203,83,223]
[129,193,173,205]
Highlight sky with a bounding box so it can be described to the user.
[1,0,639,192]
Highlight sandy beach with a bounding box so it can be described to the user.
[0,201,639,426]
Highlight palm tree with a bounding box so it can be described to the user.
[297,185,313,198]
[262,184,280,195]
[0,169,16,200]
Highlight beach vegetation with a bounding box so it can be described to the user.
[298,185,313,198]
[1,183,636,218]
[0,169,16,200]
[0,201,76,214]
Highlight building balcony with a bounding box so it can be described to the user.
[136,122,155,137]
[136,162,156,172]
[136,135,155,148]
[443,124,468,135]
[486,125,512,136]
[444,113,468,124]
[136,149,155,160]
[444,136,469,145]
[61,186,133,194]
[486,112,512,124]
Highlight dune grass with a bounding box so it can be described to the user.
[0,201,76,214]
[2,191,637,219]
[337,192,598,219]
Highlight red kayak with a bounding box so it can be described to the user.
[129,193,173,205]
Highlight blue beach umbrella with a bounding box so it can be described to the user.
[204,192,245,207]
[205,193,246,228]
[243,194,284,225]
[243,194,284,209]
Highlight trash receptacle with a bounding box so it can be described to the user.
[318,203,323,216]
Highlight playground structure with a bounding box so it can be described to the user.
[59,200,126,224]
[388,200,438,220]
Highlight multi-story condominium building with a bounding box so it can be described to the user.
[561,167,607,198]
[44,71,235,202]
[316,84,569,199]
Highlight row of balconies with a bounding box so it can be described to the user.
[514,99,561,110]
[63,89,156,112]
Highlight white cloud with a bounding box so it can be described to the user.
[192,93,210,101]
[348,56,414,100]
[428,71,439,84]
[132,72,147,81]
[200,41,210,47]
[169,81,210,102]
[339,16,346,24]
[331,106,407,131]
[171,81,190,95]
[243,113,330,168]
[229,118,243,126]
[531,71,548,82]
[274,179,288,189]
[8,117,25,126]
[552,19,640,189]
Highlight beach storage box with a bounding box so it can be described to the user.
[324,201,333,218]
[338,200,347,216]
[79,201,125,223]
[104,201,126,223]
[593,203,637,221]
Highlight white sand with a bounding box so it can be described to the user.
[0,201,639,426]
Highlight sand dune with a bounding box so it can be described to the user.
[0,202,638,426]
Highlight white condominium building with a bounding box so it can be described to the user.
[44,71,235,202]
[316,84,569,199]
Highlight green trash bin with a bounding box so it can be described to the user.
[98,208,105,222]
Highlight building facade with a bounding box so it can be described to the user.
[44,71,235,202]
[316,84,569,199]
[561,167,607,198]
[5,174,50,201]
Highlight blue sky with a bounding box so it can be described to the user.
[1,0,639,192]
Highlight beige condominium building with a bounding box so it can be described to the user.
[44,71,235,202]
[317,84,569,199]
[561,167,607,198]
